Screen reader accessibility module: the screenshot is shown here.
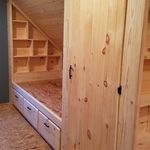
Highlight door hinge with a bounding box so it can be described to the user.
[118,85,122,95]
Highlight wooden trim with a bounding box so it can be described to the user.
[117,0,146,150]
[7,0,13,103]
[12,82,62,128]
[61,0,70,149]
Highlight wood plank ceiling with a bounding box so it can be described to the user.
[13,0,64,50]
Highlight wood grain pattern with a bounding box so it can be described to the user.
[117,0,146,150]
[18,79,62,117]
[12,0,64,50]
[62,0,126,149]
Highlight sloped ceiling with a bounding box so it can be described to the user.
[13,0,64,50]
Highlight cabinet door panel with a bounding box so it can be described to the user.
[24,99,38,129]
[62,0,126,150]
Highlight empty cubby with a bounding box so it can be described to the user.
[33,40,48,56]
[13,40,32,57]
[13,57,29,73]
[29,57,47,72]
[13,21,28,39]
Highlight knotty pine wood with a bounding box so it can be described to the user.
[62,0,126,150]
[12,0,64,50]
[117,0,146,150]
[18,79,62,117]
[10,5,62,82]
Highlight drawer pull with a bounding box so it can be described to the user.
[27,106,31,111]
[44,123,49,128]
[15,95,18,99]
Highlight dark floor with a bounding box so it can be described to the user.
[0,103,51,150]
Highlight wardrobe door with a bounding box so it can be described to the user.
[62,0,126,150]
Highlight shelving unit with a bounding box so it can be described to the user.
[13,39,32,57]
[12,6,61,74]
[33,40,48,56]
[13,21,28,39]
[30,57,47,72]
[14,57,29,73]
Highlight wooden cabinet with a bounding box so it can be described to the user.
[38,111,61,150]
[23,99,38,129]
[12,89,24,114]
[8,0,149,150]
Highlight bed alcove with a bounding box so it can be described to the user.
[8,0,64,149]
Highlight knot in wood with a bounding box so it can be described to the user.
[106,34,110,45]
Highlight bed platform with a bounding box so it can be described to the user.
[12,79,62,128]
[18,79,62,117]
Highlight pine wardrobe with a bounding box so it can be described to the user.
[7,0,148,150]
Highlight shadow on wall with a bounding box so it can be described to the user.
[0,0,9,103]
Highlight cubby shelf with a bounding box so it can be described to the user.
[12,6,61,74]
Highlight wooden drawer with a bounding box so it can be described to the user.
[12,89,24,114]
[24,99,38,129]
[38,111,61,150]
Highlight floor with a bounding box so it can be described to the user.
[0,103,52,150]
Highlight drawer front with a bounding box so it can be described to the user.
[24,99,38,129]
[12,90,24,114]
[38,111,60,150]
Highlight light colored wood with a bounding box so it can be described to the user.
[23,98,38,129]
[13,21,28,39]
[13,40,32,57]
[10,6,62,81]
[13,71,62,83]
[14,57,29,73]
[38,111,61,150]
[18,80,62,117]
[62,0,126,150]
[12,0,64,50]
[117,0,146,150]
[61,0,70,149]
[12,89,24,114]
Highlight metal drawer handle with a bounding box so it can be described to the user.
[27,106,31,111]
[44,123,49,128]
[15,95,18,99]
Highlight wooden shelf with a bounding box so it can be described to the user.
[12,20,28,23]
[33,40,48,56]
[12,6,61,75]
[30,55,47,58]
[13,40,32,57]
[29,24,46,40]
[48,54,60,58]
[12,6,26,21]
[14,56,29,58]
[29,57,47,72]
[14,57,29,73]
[47,57,60,71]
[13,21,28,39]
[13,38,32,41]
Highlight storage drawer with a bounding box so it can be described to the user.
[24,99,38,129]
[38,111,61,150]
[12,89,24,114]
